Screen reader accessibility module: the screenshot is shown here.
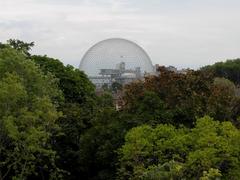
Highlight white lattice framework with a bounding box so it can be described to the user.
[79,38,154,77]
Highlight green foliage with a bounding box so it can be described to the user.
[141,161,184,180]
[31,55,95,104]
[96,92,114,108]
[101,82,122,93]
[118,116,240,179]
[75,91,131,179]
[125,90,173,126]
[79,107,122,179]
[111,82,123,93]
[1,39,240,180]
[0,47,61,103]
[202,59,240,85]
[0,46,63,179]
[7,39,34,57]
[206,77,239,121]
[30,55,97,179]
[200,168,222,180]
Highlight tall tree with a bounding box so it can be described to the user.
[31,55,98,179]
[0,45,63,179]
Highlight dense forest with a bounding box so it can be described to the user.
[0,40,240,180]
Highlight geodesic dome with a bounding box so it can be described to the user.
[79,38,154,76]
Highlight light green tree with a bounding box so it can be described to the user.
[118,116,240,179]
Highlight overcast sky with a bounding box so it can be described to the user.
[0,0,240,69]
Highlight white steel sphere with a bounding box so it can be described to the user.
[79,38,154,76]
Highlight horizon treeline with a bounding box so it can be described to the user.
[0,39,240,180]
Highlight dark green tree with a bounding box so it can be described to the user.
[30,55,97,179]
[201,59,240,85]
[111,82,123,93]
[32,55,95,104]
[7,39,34,57]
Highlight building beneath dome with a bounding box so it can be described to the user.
[79,38,155,88]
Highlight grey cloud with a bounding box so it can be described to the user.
[0,0,240,69]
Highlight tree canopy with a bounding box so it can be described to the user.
[118,116,240,179]
[0,39,240,180]
[0,44,62,179]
